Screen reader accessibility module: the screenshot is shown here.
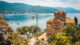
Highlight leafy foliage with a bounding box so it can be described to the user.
[47,34,55,44]
[74,41,80,45]
[23,40,29,45]
[16,26,30,34]
[47,24,80,45]
[74,17,78,25]
[51,32,72,45]
[16,25,41,34]
[63,24,80,43]
[8,32,29,45]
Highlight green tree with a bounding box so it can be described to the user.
[16,25,41,34]
[51,32,72,45]
[8,32,29,45]
[17,26,30,34]
[74,41,80,45]
[47,34,55,44]
[63,24,80,43]
[23,40,29,45]
[29,25,41,34]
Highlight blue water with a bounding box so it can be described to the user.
[3,13,80,31]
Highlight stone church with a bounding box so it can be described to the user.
[45,9,73,35]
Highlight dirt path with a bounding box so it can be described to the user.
[38,33,47,41]
[28,37,37,45]
[21,33,47,45]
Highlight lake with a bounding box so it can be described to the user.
[3,13,80,31]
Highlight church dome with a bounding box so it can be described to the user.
[55,9,66,14]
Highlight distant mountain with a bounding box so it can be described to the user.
[54,7,80,13]
[0,1,80,14]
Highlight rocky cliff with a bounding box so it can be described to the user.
[0,14,12,45]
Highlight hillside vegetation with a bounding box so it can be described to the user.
[0,1,80,14]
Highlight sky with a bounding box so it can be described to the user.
[0,0,80,10]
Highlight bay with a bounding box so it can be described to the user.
[3,13,80,31]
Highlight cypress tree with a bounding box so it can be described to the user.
[74,17,78,25]
[79,24,80,26]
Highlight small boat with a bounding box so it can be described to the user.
[32,16,35,20]
[17,23,19,25]
[10,22,12,24]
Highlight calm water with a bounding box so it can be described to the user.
[3,13,80,31]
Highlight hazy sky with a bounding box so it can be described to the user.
[1,0,80,10]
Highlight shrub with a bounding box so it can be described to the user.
[16,25,41,34]
[63,24,80,43]
[51,32,72,45]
